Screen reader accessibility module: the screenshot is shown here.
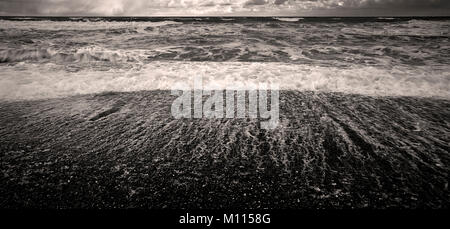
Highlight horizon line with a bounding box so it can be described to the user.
[1,15,450,18]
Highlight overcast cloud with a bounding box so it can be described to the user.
[0,0,449,16]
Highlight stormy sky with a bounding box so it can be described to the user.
[0,0,449,16]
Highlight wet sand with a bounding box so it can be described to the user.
[0,91,449,209]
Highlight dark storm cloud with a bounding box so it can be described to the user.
[0,0,448,16]
[244,0,268,6]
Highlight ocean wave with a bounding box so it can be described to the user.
[1,61,448,100]
[0,49,52,63]
[1,19,449,101]
[0,46,142,64]
[340,26,449,38]
[273,17,304,22]
[9,17,34,20]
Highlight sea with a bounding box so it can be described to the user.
[1,17,450,209]
[0,16,449,100]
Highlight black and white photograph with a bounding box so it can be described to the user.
[0,0,449,226]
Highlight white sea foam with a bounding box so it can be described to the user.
[0,61,448,100]
[274,17,303,22]
[0,46,146,68]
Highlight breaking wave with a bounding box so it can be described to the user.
[0,46,141,64]
[1,61,449,100]
[273,17,304,22]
